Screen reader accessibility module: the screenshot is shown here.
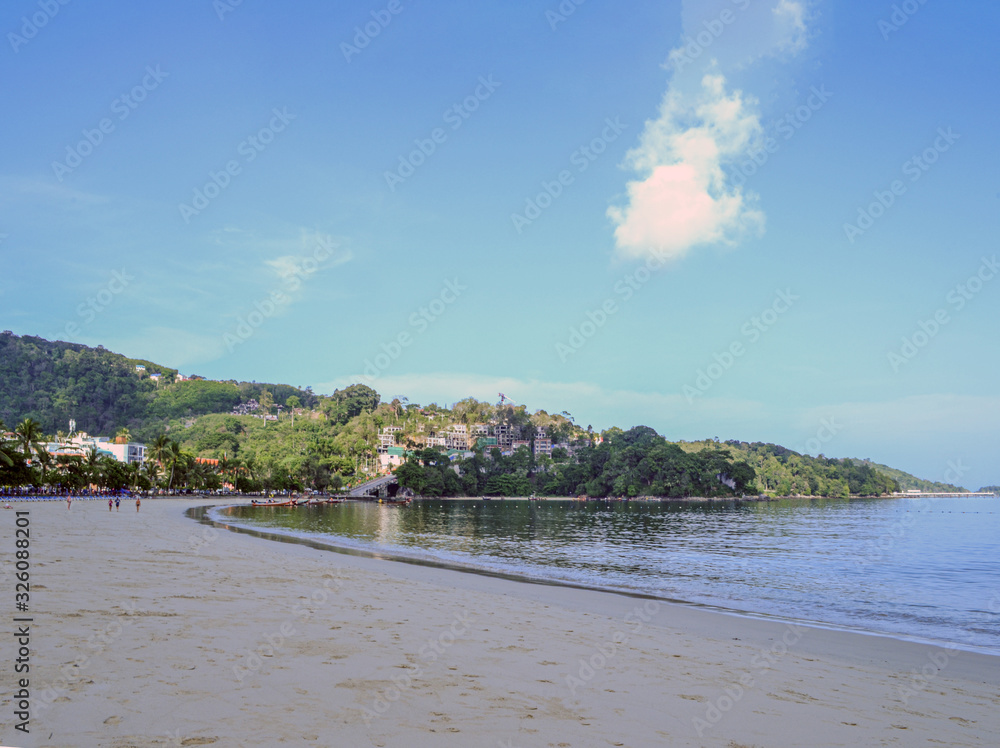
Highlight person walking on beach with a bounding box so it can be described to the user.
[109,497,113,512]
[136,497,141,512]
[67,495,72,510]
[115,497,120,511]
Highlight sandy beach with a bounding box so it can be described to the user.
[2,498,998,748]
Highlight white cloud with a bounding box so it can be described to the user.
[773,0,808,55]
[609,1,810,262]
[608,73,765,261]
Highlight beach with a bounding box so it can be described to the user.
[3,499,998,747]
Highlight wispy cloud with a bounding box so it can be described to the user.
[609,1,810,262]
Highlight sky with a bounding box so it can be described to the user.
[1,0,998,489]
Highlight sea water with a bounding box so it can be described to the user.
[217,495,1000,652]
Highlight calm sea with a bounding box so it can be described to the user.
[214,496,1000,652]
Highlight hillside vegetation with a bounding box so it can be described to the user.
[2,332,968,498]
[0,332,314,440]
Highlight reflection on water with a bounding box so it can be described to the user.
[219,496,1000,651]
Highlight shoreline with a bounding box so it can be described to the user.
[206,503,1000,659]
[4,499,998,746]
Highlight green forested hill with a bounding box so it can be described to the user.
[0,333,160,437]
[0,332,314,439]
[865,460,965,493]
[0,332,972,498]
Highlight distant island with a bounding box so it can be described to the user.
[0,331,973,499]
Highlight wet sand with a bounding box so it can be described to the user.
[2,498,998,747]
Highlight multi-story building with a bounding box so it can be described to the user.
[378,426,403,453]
[495,424,517,449]
[45,434,146,465]
[534,427,552,458]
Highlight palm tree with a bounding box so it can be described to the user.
[143,460,162,492]
[84,446,102,487]
[115,427,132,444]
[0,419,12,467]
[126,461,142,492]
[149,434,171,468]
[0,441,14,468]
[14,418,44,461]
[167,441,182,492]
[35,449,54,486]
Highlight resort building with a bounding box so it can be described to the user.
[44,433,146,465]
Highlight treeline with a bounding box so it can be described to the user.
[0,334,157,437]
[397,426,760,498]
[0,332,315,440]
[395,429,901,499]
[723,441,899,497]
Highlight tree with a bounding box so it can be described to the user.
[84,446,102,487]
[142,460,160,488]
[285,395,302,410]
[323,384,381,425]
[0,422,14,468]
[167,440,182,491]
[258,389,275,415]
[149,434,170,467]
[14,418,44,460]
[115,426,132,444]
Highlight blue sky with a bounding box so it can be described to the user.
[2,0,998,489]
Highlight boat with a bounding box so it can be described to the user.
[251,499,296,507]
[309,498,346,505]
